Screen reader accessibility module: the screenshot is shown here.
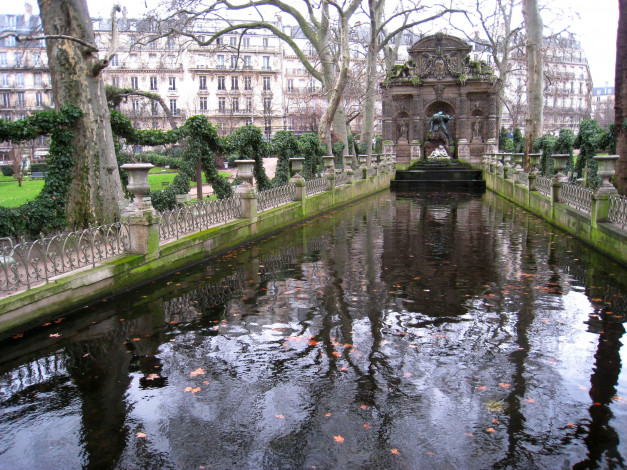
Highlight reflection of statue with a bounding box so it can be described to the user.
[397,117,409,140]
[472,119,482,140]
[429,111,453,140]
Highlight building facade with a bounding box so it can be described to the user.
[591,85,615,129]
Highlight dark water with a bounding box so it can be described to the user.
[1,190,626,470]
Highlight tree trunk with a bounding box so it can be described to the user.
[616,0,627,193]
[523,0,543,164]
[38,0,123,228]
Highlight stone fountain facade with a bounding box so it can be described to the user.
[382,33,500,164]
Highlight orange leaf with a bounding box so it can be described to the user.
[427,451,436,455]
[190,368,205,377]
[203,380,209,385]
[492,418,499,424]
[464,433,475,438]
[184,386,193,392]
[390,448,399,455]
[334,435,344,444]
[566,423,576,428]
[343,344,353,348]
[49,333,60,338]
[498,382,510,389]
[307,340,320,346]
[363,424,371,429]
[486,427,495,433]
[360,405,369,410]
[12,333,24,339]
[403,372,412,378]
[146,373,160,380]
[340,367,348,371]
[133,338,141,341]
[476,385,487,391]
[325,413,331,417]
[525,398,535,403]
[275,414,284,419]
[136,432,147,438]
[332,351,341,357]
[191,387,201,394]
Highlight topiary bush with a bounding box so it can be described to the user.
[298,133,324,179]
[1,165,13,177]
[271,130,299,186]
[227,125,271,191]
[574,120,602,187]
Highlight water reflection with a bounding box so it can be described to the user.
[0,190,626,469]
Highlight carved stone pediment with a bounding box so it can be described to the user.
[409,32,472,80]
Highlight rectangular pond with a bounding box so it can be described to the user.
[1,190,626,469]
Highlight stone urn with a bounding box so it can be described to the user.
[344,155,354,173]
[528,153,541,173]
[121,163,153,209]
[593,154,620,193]
[235,159,255,188]
[551,154,569,182]
[289,157,305,182]
[323,155,335,174]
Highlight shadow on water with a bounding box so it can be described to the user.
[0,190,626,469]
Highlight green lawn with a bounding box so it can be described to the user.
[0,179,45,207]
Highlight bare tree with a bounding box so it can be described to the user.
[10,146,24,187]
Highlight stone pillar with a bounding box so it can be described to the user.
[457,138,470,162]
[410,141,421,162]
[323,155,336,190]
[344,155,355,184]
[235,159,257,219]
[120,163,160,256]
[591,155,620,227]
[359,155,368,179]
[290,157,306,201]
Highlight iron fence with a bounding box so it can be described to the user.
[159,195,241,243]
[0,222,129,296]
[535,176,552,197]
[257,183,296,212]
[609,193,627,230]
[561,183,593,214]
[306,178,326,196]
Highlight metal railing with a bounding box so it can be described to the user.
[609,193,627,230]
[305,178,326,196]
[159,195,241,243]
[0,222,129,296]
[561,182,593,214]
[257,183,295,212]
[536,176,552,197]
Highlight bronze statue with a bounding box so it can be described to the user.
[430,111,453,140]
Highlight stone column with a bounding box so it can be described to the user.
[120,163,160,256]
[290,157,306,201]
[550,154,569,203]
[235,159,257,219]
[457,138,470,162]
[323,155,336,191]
[591,155,620,227]
[344,155,355,184]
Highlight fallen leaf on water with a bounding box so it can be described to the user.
[566,423,576,428]
[203,381,209,385]
[464,433,475,438]
[427,451,436,455]
[308,340,320,346]
[133,338,141,342]
[275,414,284,419]
[403,372,413,378]
[360,405,369,410]
[492,418,499,424]
[363,424,371,429]
[332,351,341,357]
[476,386,487,391]
[12,333,24,339]
[146,373,160,380]
[325,413,331,417]
[409,345,419,349]
[49,333,61,338]
[525,398,536,404]
[184,386,193,392]
[334,435,344,444]
[340,367,348,371]
[42,322,52,326]
[612,396,624,402]
[136,432,147,438]
[498,382,511,389]
[191,387,201,394]
[578,385,588,391]
[190,368,205,377]
[486,427,495,433]
[390,448,399,455]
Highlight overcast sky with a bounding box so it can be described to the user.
[1,0,619,87]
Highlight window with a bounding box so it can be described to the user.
[199,75,207,90]
[262,56,270,70]
[244,76,252,90]
[112,77,120,87]
[150,76,157,90]
[218,76,225,90]
[0,73,8,86]
[231,55,238,69]
[246,97,252,113]
[132,99,140,114]
[169,99,177,115]
[35,92,43,106]
[263,76,271,91]
[231,76,239,90]
[264,118,271,137]
[217,55,224,68]
[243,37,250,47]
[216,37,223,45]
[0,53,7,67]
[218,97,226,113]
[1,93,10,108]
[263,97,272,113]
[166,38,175,50]
[243,56,251,69]
[232,97,239,113]
[131,76,139,90]
[246,118,253,125]
[16,92,25,107]
[111,54,119,66]
[15,73,23,87]
[263,37,269,48]
[287,79,294,92]
[34,73,42,87]
[309,80,316,93]
[151,101,159,116]
[168,77,176,90]
[199,96,208,111]
[230,36,236,46]
[14,53,23,67]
